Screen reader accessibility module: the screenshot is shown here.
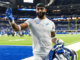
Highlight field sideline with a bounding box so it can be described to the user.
[0,34,80,60]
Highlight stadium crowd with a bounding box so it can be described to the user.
[0,16,80,35]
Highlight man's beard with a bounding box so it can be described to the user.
[36,12,46,18]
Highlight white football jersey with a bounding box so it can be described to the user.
[25,17,55,55]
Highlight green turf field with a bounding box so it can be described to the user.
[77,50,80,60]
[0,34,80,60]
[0,34,80,46]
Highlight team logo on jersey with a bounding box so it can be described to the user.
[46,23,49,25]
[35,20,40,24]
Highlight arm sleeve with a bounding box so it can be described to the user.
[51,22,55,32]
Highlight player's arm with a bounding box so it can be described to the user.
[51,32,64,44]
[51,21,58,44]
[51,31,56,44]
[51,21,64,44]
[10,23,28,32]
[5,8,28,32]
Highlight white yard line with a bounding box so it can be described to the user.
[22,56,34,60]
[22,42,80,60]
[9,39,25,41]
[9,39,31,41]
[65,42,80,51]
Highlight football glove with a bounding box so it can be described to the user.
[5,8,13,21]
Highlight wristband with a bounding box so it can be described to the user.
[18,25,21,31]
[9,20,15,25]
[51,37,56,40]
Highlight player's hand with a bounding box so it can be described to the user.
[52,39,64,50]
[53,43,64,54]
[52,41,64,54]
[5,8,13,21]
